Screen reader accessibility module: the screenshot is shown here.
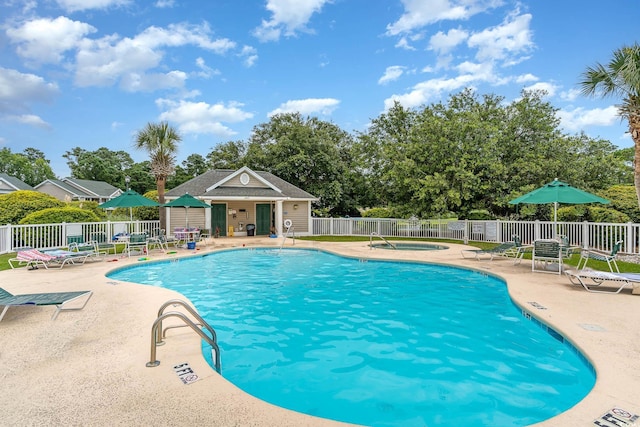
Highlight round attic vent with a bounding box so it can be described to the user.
[240,172,250,185]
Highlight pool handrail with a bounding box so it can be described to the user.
[370,232,396,250]
[146,299,221,373]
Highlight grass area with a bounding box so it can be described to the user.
[298,236,640,273]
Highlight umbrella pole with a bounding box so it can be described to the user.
[129,207,133,222]
[554,202,558,238]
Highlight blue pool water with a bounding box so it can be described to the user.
[109,248,595,427]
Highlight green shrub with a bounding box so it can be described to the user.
[0,190,64,225]
[465,209,493,220]
[599,185,640,222]
[67,200,107,219]
[19,207,101,224]
[133,190,160,220]
[362,207,394,218]
[587,206,630,223]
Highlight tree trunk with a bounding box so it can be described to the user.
[157,176,166,231]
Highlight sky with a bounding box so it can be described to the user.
[1,0,639,178]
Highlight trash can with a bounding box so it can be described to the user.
[246,224,256,236]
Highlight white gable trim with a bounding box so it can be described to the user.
[63,178,100,198]
[0,178,19,191]
[205,166,282,193]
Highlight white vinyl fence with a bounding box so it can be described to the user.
[312,218,639,255]
[1,218,637,256]
[0,220,160,254]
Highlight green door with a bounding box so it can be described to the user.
[256,204,271,235]
[211,204,227,237]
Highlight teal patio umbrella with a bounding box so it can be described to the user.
[99,189,159,221]
[163,193,211,228]
[509,179,609,224]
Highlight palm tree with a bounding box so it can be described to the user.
[579,43,640,205]
[134,121,181,228]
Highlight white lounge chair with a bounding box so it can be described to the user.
[565,269,640,294]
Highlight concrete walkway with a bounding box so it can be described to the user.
[1,237,638,426]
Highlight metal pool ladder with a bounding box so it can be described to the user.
[146,299,221,374]
[370,232,396,250]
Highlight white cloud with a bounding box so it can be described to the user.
[74,23,235,90]
[120,70,187,92]
[378,66,406,85]
[268,98,340,117]
[557,106,619,131]
[156,99,254,137]
[467,12,533,65]
[387,0,502,35]
[55,0,131,13]
[240,45,258,67]
[253,0,330,42]
[5,114,51,129]
[515,73,538,84]
[523,81,558,97]
[0,67,59,114]
[395,37,416,51]
[6,16,97,65]
[428,28,468,55]
[194,57,220,79]
[155,0,175,7]
[560,88,581,102]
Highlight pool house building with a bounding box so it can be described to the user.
[164,167,316,237]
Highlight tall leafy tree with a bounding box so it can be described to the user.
[169,154,209,187]
[245,113,355,215]
[64,147,134,185]
[579,43,640,205]
[134,121,181,227]
[206,140,248,169]
[0,147,56,186]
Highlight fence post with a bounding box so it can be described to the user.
[626,222,633,253]
[582,221,589,249]
[463,219,469,244]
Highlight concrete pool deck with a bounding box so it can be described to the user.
[1,238,639,426]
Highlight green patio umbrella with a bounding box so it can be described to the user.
[99,189,159,221]
[163,193,211,228]
[509,179,609,224]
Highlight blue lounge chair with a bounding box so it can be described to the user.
[461,240,516,260]
[576,240,623,273]
[0,287,93,322]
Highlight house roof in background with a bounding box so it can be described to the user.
[0,173,34,192]
[165,168,316,200]
[63,178,120,199]
[35,178,121,199]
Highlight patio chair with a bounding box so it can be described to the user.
[125,233,149,257]
[461,240,516,261]
[532,239,563,275]
[68,241,106,261]
[565,269,640,294]
[576,240,623,273]
[89,232,118,255]
[0,287,93,322]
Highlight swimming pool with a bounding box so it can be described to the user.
[108,248,595,427]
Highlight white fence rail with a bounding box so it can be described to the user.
[2,218,637,256]
[0,221,160,254]
[312,218,640,255]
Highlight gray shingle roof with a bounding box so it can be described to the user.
[165,168,316,200]
[64,178,120,198]
[0,173,34,191]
